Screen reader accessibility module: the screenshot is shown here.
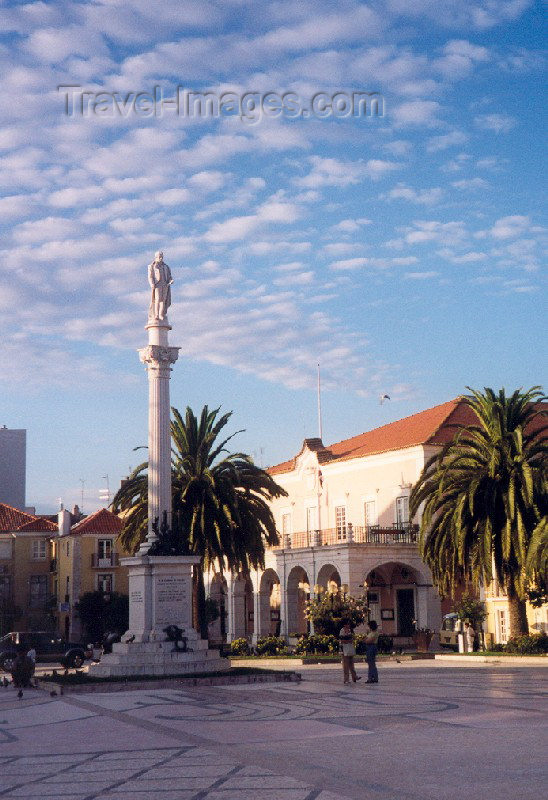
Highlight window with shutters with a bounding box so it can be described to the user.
[282,514,291,537]
[396,496,409,527]
[335,506,346,539]
[97,574,113,594]
[364,500,376,527]
[29,575,48,608]
[306,506,317,532]
[496,609,508,644]
[32,539,46,560]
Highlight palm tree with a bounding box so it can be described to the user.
[410,386,547,636]
[113,405,287,636]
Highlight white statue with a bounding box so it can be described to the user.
[148,251,173,320]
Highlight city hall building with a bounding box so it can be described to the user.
[206,398,478,645]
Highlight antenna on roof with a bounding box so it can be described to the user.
[79,478,85,513]
[317,363,323,441]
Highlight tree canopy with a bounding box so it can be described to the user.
[410,386,547,635]
[113,404,287,571]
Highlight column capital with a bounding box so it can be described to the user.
[138,344,180,366]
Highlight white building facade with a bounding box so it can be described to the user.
[206,399,473,645]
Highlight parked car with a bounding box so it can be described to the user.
[439,613,461,650]
[0,632,91,671]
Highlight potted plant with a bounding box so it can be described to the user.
[412,622,433,652]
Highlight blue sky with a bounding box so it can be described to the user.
[0,0,546,513]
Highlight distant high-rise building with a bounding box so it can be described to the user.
[0,427,26,511]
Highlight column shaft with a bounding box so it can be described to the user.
[148,365,172,535]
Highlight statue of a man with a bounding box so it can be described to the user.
[148,251,173,320]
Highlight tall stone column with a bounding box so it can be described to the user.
[89,251,229,676]
[138,319,179,552]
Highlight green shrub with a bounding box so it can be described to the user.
[504,633,548,654]
[75,591,129,643]
[454,593,487,631]
[305,592,368,637]
[230,637,251,656]
[295,633,339,655]
[255,636,289,656]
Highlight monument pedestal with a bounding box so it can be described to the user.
[89,555,228,678]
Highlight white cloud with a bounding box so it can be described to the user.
[382,183,444,205]
[482,215,532,239]
[273,261,305,272]
[330,257,369,271]
[451,178,489,190]
[404,271,439,280]
[0,193,38,218]
[426,130,468,153]
[330,255,418,270]
[48,185,106,208]
[296,156,399,188]
[187,170,226,192]
[474,113,517,133]
[392,100,440,127]
[434,39,490,78]
[12,215,79,244]
[273,270,314,286]
[330,218,373,233]
[25,25,108,62]
[323,242,364,256]
[156,188,192,206]
[203,195,302,243]
[438,249,487,263]
[257,6,382,51]
[401,220,468,246]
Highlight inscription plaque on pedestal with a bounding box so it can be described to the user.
[155,575,189,627]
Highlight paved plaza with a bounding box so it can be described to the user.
[0,663,546,800]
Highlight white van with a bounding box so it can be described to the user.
[439,613,461,650]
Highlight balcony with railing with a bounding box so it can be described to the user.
[274,522,419,550]
[91,553,120,568]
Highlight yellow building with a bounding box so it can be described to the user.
[55,507,129,640]
[0,502,58,635]
[482,574,547,645]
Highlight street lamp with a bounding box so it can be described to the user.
[314,584,324,596]
[341,583,349,598]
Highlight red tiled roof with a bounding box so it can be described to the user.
[329,399,470,462]
[17,518,58,532]
[70,507,122,536]
[268,398,547,475]
[268,399,466,475]
[0,502,57,532]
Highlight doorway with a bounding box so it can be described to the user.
[397,588,415,635]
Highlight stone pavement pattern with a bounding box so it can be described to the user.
[0,664,546,800]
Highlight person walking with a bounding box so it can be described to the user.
[339,621,361,684]
[365,620,380,683]
[10,645,34,698]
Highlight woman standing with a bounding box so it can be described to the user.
[365,620,379,683]
[339,621,361,684]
